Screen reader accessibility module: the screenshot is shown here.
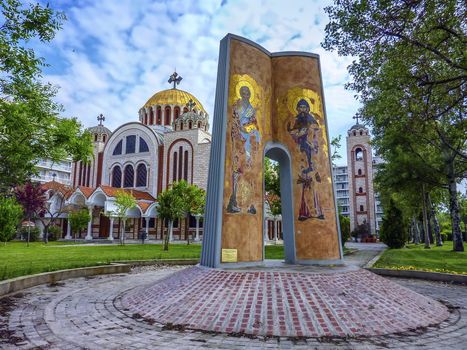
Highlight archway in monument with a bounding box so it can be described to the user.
[263,143,295,264]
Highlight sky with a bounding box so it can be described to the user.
[34,0,360,165]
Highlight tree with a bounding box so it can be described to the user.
[0,196,22,244]
[323,0,466,251]
[331,135,342,165]
[36,182,73,244]
[339,213,350,247]
[0,0,93,193]
[157,188,185,251]
[15,182,46,246]
[112,191,137,245]
[171,180,206,245]
[264,158,280,198]
[68,208,90,241]
[380,199,408,249]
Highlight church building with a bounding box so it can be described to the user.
[58,73,212,241]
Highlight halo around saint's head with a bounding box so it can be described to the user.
[229,74,261,108]
[285,87,322,118]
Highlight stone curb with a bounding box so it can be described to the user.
[0,259,200,299]
[0,264,131,298]
[115,259,199,266]
[366,267,467,284]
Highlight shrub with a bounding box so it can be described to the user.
[339,214,350,247]
[0,197,23,243]
[351,223,370,240]
[47,225,62,241]
[380,199,407,248]
[20,227,40,242]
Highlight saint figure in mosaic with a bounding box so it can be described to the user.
[227,84,261,214]
[288,98,324,221]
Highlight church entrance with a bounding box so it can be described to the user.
[264,143,296,264]
[99,213,109,238]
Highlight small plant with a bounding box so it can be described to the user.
[20,227,40,242]
[380,199,407,249]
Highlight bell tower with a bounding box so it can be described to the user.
[346,119,376,235]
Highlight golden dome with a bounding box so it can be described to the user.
[143,88,207,114]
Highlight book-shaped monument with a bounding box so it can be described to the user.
[201,34,343,267]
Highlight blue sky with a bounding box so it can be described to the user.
[35,0,359,165]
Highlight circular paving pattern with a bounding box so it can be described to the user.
[121,267,449,338]
[0,265,466,349]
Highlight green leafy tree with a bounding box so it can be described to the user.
[112,191,137,245]
[264,158,280,198]
[0,0,93,193]
[380,199,408,249]
[323,0,466,251]
[157,188,185,251]
[331,135,342,165]
[171,181,205,245]
[68,208,90,241]
[339,213,350,247]
[0,196,23,244]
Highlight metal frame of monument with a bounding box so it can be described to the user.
[201,34,344,268]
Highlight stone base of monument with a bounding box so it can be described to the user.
[120,266,449,338]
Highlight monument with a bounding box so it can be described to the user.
[121,35,449,340]
[201,34,343,267]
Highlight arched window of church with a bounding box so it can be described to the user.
[103,135,106,142]
[353,131,356,136]
[136,164,147,187]
[112,166,122,188]
[359,187,363,193]
[113,140,123,155]
[144,112,148,124]
[355,148,363,161]
[360,205,364,212]
[178,146,183,181]
[360,130,363,136]
[172,152,177,182]
[157,106,162,125]
[184,150,188,181]
[198,121,201,128]
[165,106,171,125]
[188,121,192,129]
[139,137,149,153]
[180,123,184,130]
[126,135,136,154]
[123,165,134,188]
[94,134,98,142]
[174,106,180,120]
[149,109,154,125]
[358,169,362,175]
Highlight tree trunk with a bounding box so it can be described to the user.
[427,193,443,247]
[27,214,30,247]
[412,217,420,244]
[421,185,430,249]
[186,215,190,245]
[165,219,173,250]
[163,219,169,251]
[447,166,464,251]
[120,220,126,245]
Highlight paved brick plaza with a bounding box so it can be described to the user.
[0,247,466,349]
[122,267,448,338]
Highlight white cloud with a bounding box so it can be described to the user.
[37,0,360,163]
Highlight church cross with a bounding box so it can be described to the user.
[353,115,361,124]
[168,71,183,89]
[186,99,196,111]
[97,113,105,125]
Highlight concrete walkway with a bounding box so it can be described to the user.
[0,245,465,349]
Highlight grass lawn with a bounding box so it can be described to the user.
[0,242,287,280]
[373,241,467,275]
